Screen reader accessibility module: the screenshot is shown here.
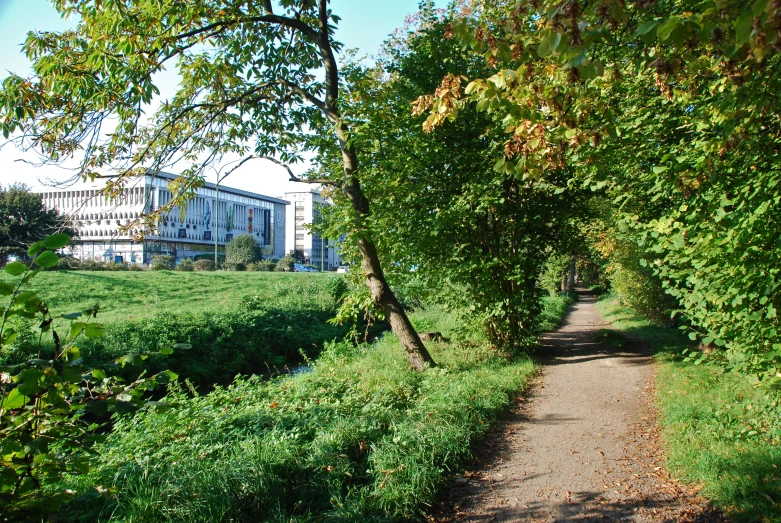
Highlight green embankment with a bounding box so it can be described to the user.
[0,270,337,323]
[596,296,781,523]
[57,296,571,522]
[1,271,351,388]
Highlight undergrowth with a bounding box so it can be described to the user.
[55,295,570,522]
[597,295,781,523]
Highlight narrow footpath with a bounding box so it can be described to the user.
[434,289,725,523]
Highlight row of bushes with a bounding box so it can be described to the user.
[82,305,348,388]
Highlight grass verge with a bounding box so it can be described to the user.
[596,295,781,523]
[56,295,570,522]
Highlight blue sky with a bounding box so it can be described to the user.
[0,0,446,196]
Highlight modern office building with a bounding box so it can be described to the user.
[283,190,342,270]
[40,172,288,264]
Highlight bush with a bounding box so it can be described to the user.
[193,259,215,271]
[54,256,81,270]
[176,259,194,272]
[128,264,143,271]
[105,261,129,271]
[222,261,246,271]
[275,255,295,272]
[247,260,275,272]
[225,234,261,266]
[82,307,348,388]
[150,255,175,271]
[78,260,107,271]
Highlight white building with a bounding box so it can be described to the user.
[283,190,342,270]
[40,172,288,264]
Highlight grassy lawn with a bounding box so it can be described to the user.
[596,296,781,523]
[0,270,336,323]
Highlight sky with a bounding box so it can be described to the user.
[0,0,445,197]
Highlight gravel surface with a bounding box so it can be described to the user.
[432,290,727,523]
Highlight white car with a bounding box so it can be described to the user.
[336,266,349,273]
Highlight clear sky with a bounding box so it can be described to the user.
[0,0,445,197]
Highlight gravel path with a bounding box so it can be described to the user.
[433,289,725,523]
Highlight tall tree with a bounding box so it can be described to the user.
[314,8,585,350]
[0,0,435,370]
[0,184,75,266]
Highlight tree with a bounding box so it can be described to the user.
[225,234,261,266]
[314,7,585,350]
[0,184,75,266]
[0,0,435,370]
[419,0,781,375]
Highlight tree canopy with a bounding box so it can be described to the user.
[0,184,75,266]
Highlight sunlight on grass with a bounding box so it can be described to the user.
[597,296,781,523]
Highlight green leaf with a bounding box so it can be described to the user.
[564,128,577,139]
[537,32,561,58]
[27,241,45,257]
[43,233,71,249]
[0,282,14,296]
[34,250,59,269]
[92,368,107,380]
[4,261,27,276]
[652,166,668,174]
[1,388,28,410]
[84,323,104,339]
[734,13,754,45]
[635,20,659,36]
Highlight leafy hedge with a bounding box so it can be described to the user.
[82,306,349,389]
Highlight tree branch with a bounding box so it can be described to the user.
[258,156,341,187]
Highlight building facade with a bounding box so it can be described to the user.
[41,172,288,264]
[283,190,342,270]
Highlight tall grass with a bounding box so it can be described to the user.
[597,296,781,522]
[56,295,570,522]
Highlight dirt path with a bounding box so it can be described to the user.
[433,289,725,523]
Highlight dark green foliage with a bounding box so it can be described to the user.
[221,261,246,271]
[0,184,76,266]
[0,235,173,519]
[175,259,194,272]
[224,234,261,267]
[150,255,175,271]
[247,260,275,272]
[275,255,295,272]
[85,306,348,388]
[192,259,215,271]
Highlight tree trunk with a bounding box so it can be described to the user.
[566,255,577,292]
[315,1,435,372]
[341,176,436,371]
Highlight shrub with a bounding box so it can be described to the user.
[247,260,275,272]
[105,261,129,271]
[193,259,216,271]
[176,259,194,271]
[275,255,295,272]
[150,255,175,271]
[79,259,107,271]
[222,261,246,271]
[225,234,261,266]
[54,256,80,270]
[127,264,143,271]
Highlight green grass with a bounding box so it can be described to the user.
[596,295,781,522]
[0,270,337,323]
[55,295,571,522]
